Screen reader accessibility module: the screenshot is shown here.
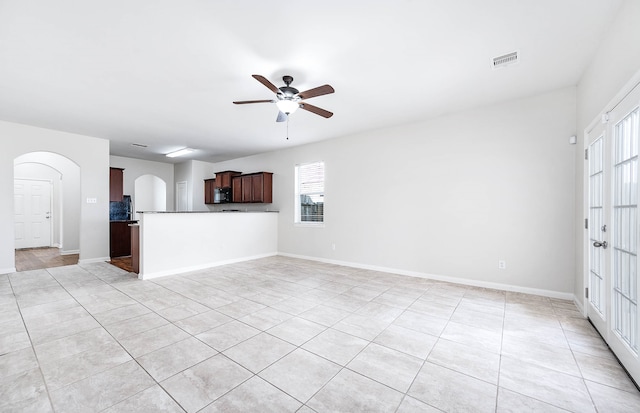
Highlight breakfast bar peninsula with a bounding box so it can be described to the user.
[133,211,278,280]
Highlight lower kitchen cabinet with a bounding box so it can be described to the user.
[131,224,139,274]
[110,221,132,258]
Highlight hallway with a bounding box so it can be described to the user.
[15,247,133,273]
[14,247,78,272]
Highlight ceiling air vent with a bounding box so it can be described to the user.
[492,51,518,69]
[131,143,148,148]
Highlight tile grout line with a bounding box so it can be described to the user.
[7,268,64,413]
[41,266,187,412]
[395,286,465,412]
[494,292,507,413]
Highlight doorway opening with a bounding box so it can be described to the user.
[133,174,167,218]
[13,152,80,272]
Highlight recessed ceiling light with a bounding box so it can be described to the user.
[166,148,194,158]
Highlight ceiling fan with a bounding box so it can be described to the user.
[233,75,334,122]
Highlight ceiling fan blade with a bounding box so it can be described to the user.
[297,84,335,100]
[233,99,274,104]
[276,111,288,122]
[300,103,333,118]
[252,74,280,94]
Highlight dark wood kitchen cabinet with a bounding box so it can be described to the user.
[241,175,253,202]
[232,176,243,203]
[204,179,216,204]
[251,172,273,203]
[109,167,124,202]
[110,221,131,258]
[232,172,273,203]
[213,171,241,188]
[131,224,139,273]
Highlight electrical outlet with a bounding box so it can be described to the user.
[498,260,506,269]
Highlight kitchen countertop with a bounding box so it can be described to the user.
[137,210,278,214]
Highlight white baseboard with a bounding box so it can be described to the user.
[140,252,278,281]
[53,243,62,248]
[78,257,111,265]
[0,267,16,275]
[61,249,79,256]
[278,253,574,300]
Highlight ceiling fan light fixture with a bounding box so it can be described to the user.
[276,99,299,114]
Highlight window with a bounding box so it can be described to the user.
[295,161,324,224]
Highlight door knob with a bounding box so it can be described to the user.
[593,240,608,249]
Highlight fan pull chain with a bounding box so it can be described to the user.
[286,117,289,140]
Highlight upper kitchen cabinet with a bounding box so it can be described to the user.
[250,172,272,203]
[213,171,241,189]
[109,167,124,202]
[232,172,273,203]
[232,176,242,203]
[204,179,216,204]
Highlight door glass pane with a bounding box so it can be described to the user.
[589,137,605,314]
[613,107,639,353]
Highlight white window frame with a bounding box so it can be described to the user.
[294,161,325,227]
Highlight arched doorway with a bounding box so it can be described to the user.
[133,174,167,218]
[14,152,81,270]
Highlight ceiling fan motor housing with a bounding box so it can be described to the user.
[279,86,299,97]
[279,76,299,97]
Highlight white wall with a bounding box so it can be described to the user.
[109,155,175,212]
[211,87,577,296]
[14,152,81,254]
[574,0,640,309]
[0,120,109,273]
[191,160,214,211]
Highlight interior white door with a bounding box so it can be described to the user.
[585,83,640,384]
[176,181,188,211]
[14,179,52,249]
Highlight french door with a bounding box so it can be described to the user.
[586,82,640,384]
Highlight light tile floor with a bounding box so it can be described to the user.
[1,256,639,412]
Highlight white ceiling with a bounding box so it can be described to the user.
[0,0,623,163]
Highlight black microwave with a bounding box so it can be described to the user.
[214,187,231,204]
